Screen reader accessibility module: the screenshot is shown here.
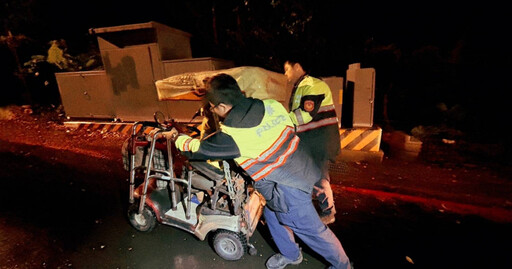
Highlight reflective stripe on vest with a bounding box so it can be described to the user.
[294,109,305,125]
[182,138,193,151]
[296,104,338,133]
[318,104,336,113]
[240,126,299,181]
[221,99,298,182]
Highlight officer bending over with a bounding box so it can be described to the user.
[171,73,351,269]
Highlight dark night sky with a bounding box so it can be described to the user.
[18,0,508,64]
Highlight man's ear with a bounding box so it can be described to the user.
[295,63,304,73]
[217,103,232,115]
[217,103,228,111]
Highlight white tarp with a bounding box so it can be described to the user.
[155,66,291,102]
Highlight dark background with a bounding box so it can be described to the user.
[1,0,510,148]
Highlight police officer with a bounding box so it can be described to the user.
[172,74,351,269]
[284,58,340,225]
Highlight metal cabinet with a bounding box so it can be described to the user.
[102,46,170,121]
[55,71,115,119]
[55,21,233,122]
[345,63,376,128]
[321,76,344,127]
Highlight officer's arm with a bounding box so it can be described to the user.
[175,132,241,160]
[289,85,325,125]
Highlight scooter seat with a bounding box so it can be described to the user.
[200,205,233,216]
[189,161,225,182]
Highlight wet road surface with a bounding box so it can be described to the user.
[1,140,511,269]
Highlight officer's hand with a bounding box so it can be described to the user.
[161,127,179,141]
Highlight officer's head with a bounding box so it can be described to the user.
[205,73,245,118]
[284,54,311,85]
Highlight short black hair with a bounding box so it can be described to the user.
[205,73,245,106]
[284,54,311,74]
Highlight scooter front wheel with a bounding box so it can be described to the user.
[127,202,157,232]
[212,230,246,261]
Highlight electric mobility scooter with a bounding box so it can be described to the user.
[123,111,265,260]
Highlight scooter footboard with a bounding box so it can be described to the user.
[244,191,266,237]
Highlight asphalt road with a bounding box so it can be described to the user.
[1,108,512,269]
[1,140,511,269]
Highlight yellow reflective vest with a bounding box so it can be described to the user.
[288,75,340,162]
[175,98,319,192]
[288,75,338,132]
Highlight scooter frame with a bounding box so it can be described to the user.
[126,120,265,260]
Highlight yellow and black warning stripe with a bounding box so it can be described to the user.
[64,122,195,136]
[65,122,152,135]
[339,127,382,152]
[65,122,382,152]
[71,122,134,134]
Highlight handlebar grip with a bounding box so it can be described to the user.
[138,121,160,128]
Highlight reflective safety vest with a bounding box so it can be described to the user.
[176,99,301,182]
[288,75,338,133]
[222,100,299,181]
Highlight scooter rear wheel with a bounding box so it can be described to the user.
[212,230,246,261]
[128,202,157,232]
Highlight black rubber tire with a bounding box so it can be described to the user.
[212,230,246,261]
[127,202,157,232]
